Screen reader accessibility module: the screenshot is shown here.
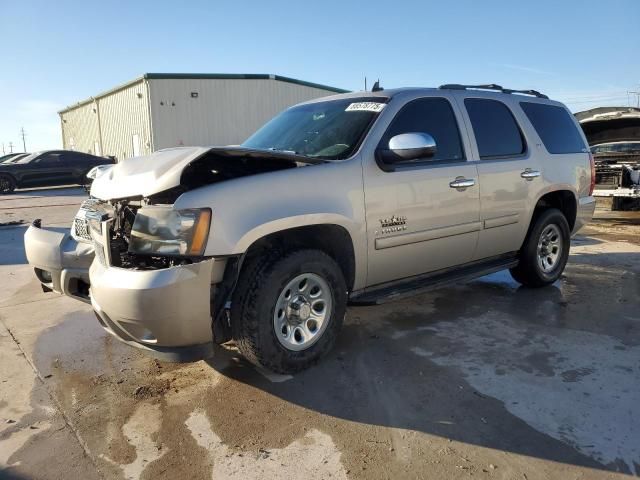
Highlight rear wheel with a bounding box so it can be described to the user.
[231,249,347,373]
[0,174,16,194]
[510,208,570,287]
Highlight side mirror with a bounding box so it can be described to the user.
[377,133,437,170]
[389,132,437,160]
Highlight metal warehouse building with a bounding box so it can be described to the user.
[59,73,348,160]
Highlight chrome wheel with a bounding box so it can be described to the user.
[537,224,562,273]
[273,273,333,351]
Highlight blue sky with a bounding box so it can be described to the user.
[1,0,639,152]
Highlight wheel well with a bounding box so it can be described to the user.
[243,224,356,291]
[533,190,577,230]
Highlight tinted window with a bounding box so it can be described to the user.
[465,98,525,158]
[382,97,465,162]
[520,102,586,154]
[37,153,61,164]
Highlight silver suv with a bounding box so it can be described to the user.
[25,84,596,372]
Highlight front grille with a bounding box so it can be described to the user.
[73,217,91,241]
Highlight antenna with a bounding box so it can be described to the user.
[20,127,27,153]
[372,79,383,92]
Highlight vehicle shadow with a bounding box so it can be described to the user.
[206,253,640,475]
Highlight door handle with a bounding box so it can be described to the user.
[521,169,541,180]
[449,177,476,189]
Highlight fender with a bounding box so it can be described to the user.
[174,157,368,290]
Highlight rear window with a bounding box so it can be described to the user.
[520,102,586,154]
[464,98,525,158]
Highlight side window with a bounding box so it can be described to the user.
[520,102,586,154]
[465,98,525,158]
[381,97,465,162]
[37,153,60,164]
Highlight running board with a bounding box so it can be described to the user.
[349,254,519,305]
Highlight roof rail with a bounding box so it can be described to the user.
[439,83,548,99]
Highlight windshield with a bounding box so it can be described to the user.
[16,152,44,164]
[242,97,387,160]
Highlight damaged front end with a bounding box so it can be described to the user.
[25,146,317,360]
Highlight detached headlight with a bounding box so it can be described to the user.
[129,207,211,256]
[86,165,111,180]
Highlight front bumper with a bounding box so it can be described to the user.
[89,258,225,360]
[24,223,94,303]
[573,196,596,234]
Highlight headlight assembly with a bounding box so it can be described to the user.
[86,164,112,180]
[129,207,211,256]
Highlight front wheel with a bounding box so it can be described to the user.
[231,249,347,373]
[0,174,16,194]
[510,208,571,287]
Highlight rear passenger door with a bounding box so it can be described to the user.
[457,95,542,260]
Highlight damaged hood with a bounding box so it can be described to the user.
[90,146,323,200]
[576,107,640,146]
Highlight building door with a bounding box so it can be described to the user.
[132,134,141,158]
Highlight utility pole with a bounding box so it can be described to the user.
[8,142,14,153]
[1,143,4,155]
[20,127,27,152]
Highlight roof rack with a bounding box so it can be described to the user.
[439,83,548,99]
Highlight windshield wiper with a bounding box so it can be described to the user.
[267,147,299,155]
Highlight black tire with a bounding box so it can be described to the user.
[510,208,570,288]
[231,249,347,374]
[0,174,16,194]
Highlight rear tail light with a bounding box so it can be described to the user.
[588,153,595,196]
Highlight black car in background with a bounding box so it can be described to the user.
[0,150,116,194]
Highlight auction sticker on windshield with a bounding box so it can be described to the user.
[345,102,386,113]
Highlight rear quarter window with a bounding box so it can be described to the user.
[520,102,587,154]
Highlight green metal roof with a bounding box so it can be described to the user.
[59,73,349,114]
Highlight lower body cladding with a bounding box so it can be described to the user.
[90,258,226,361]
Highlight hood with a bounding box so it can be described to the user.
[576,107,640,146]
[90,146,323,200]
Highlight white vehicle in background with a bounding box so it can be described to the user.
[576,107,640,210]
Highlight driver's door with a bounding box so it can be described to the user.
[27,153,68,186]
[363,96,481,286]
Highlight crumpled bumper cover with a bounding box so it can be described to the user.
[89,258,216,355]
[24,223,94,303]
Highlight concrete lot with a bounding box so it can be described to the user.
[0,188,639,479]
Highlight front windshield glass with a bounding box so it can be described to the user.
[16,152,43,164]
[242,98,387,160]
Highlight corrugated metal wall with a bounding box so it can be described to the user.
[60,101,100,154]
[97,80,152,160]
[149,78,337,150]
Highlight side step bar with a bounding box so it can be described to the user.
[349,254,519,305]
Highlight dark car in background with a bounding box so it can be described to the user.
[0,150,116,194]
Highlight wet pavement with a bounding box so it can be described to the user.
[0,193,639,479]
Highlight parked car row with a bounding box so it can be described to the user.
[0,150,116,194]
